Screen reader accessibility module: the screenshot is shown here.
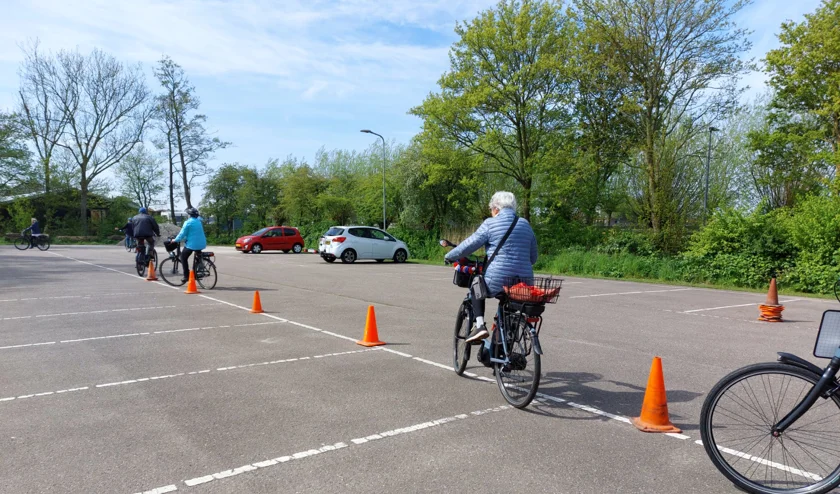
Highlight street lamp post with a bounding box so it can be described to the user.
[361,129,386,229]
[704,126,719,225]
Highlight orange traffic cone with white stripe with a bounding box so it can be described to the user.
[357,306,385,347]
[631,357,681,433]
[145,260,158,281]
[184,270,200,294]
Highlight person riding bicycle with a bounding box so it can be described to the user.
[22,217,41,249]
[444,191,538,343]
[131,207,160,260]
[116,217,135,247]
[172,207,207,283]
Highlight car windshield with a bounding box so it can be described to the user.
[251,228,269,236]
[325,227,344,236]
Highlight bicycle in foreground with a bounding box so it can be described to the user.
[14,232,50,251]
[700,309,840,493]
[442,239,561,409]
[157,237,217,290]
[134,238,158,277]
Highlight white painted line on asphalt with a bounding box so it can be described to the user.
[682,299,799,313]
[0,321,283,350]
[569,288,693,299]
[0,292,168,303]
[167,405,509,492]
[0,349,381,404]
[0,303,220,321]
[134,485,177,494]
[693,440,822,481]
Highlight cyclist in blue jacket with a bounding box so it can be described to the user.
[173,207,208,283]
[23,217,41,248]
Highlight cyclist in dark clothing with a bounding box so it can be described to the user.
[131,207,160,259]
[23,218,41,248]
[116,217,135,247]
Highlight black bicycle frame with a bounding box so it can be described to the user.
[488,302,544,366]
[773,349,840,434]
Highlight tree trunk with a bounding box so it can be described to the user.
[174,124,191,208]
[522,179,532,222]
[43,156,50,194]
[646,143,659,233]
[168,136,176,225]
[80,177,89,236]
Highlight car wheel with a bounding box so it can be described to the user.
[251,244,263,254]
[341,249,357,264]
[293,243,303,253]
[393,249,407,263]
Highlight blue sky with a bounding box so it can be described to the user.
[0,0,826,204]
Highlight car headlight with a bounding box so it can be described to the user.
[244,238,250,243]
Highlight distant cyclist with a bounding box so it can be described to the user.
[172,207,207,283]
[22,217,41,249]
[131,207,160,260]
[116,217,135,247]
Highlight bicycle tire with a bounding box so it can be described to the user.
[453,302,471,375]
[834,279,840,304]
[14,237,29,250]
[158,257,185,286]
[495,318,540,409]
[700,362,840,494]
[136,257,146,277]
[37,237,50,251]
[196,260,217,290]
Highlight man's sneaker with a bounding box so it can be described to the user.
[465,323,489,343]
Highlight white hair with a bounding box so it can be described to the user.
[489,191,517,212]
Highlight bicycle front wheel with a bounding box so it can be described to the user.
[158,257,185,286]
[14,237,29,250]
[136,257,146,277]
[700,362,840,494]
[453,302,471,375]
[196,260,217,290]
[37,236,50,251]
[495,319,540,409]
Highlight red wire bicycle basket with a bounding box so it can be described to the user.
[503,277,563,304]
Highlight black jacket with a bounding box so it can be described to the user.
[131,213,160,238]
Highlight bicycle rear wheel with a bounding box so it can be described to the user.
[136,256,146,277]
[14,237,29,250]
[158,257,185,286]
[700,362,840,494]
[37,236,50,251]
[453,302,471,375]
[495,317,540,409]
[196,260,217,290]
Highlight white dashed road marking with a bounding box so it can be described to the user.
[0,303,220,321]
[0,321,283,350]
[682,299,799,313]
[569,288,693,299]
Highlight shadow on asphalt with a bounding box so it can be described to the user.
[211,286,277,292]
[512,371,704,430]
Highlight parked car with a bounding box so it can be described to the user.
[319,226,409,264]
[235,226,305,254]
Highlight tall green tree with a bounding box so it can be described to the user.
[411,0,576,221]
[576,0,752,244]
[155,56,229,210]
[0,111,36,195]
[202,163,246,232]
[764,0,840,178]
[116,145,165,209]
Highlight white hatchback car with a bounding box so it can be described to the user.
[319,226,410,264]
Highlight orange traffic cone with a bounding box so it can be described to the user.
[251,290,264,313]
[145,260,158,281]
[758,278,784,322]
[357,305,385,347]
[631,357,682,433]
[184,270,200,294]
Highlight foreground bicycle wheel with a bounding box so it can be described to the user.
[700,362,840,494]
[37,236,50,251]
[834,279,840,304]
[196,260,217,290]
[495,320,540,409]
[158,257,185,286]
[14,237,29,250]
[453,303,471,375]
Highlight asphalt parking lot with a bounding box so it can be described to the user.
[1,245,837,493]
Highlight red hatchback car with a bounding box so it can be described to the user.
[235,226,306,254]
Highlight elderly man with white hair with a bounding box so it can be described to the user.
[444,191,538,342]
